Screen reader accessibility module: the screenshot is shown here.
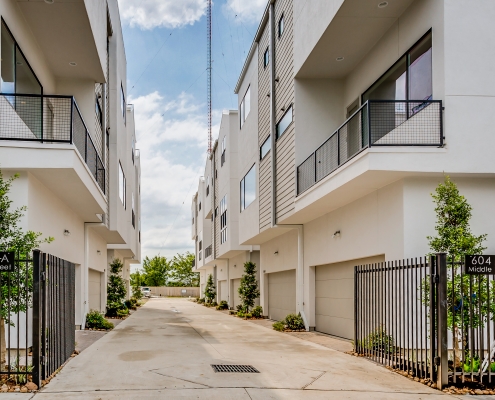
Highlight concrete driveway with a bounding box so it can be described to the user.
[30,298,464,399]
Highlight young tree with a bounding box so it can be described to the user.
[204,274,216,304]
[142,255,169,286]
[168,252,199,287]
[0,170,53,363]
[106,258,127,317]
[426,176,488,364]
[130,269,144,287]
[238,261,260,312]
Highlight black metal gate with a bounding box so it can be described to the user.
[355,253,495,389]
[0,250,75,389]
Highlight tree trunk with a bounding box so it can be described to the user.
[0,318,5,365]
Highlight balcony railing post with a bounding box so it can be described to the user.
[40,94,44,143]
[70,97,74,144]
[314,152,317,186]
[337,129,340,166]
[439,101,444,147]
[367,101,372,147]
[85,129,88,163]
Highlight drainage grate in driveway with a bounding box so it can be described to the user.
[211,364,259,373]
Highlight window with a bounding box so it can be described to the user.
[199,202,202,211]
[96,96,103,127]
[198,231,203,260]
[276,105,293,139]
[362,31,432,104]
[131,140,135,164]
[131,192,135,228]
[239,86,251,128]
[221,136,226,167]
[120,83,126,123]
[260,136,271,159]
[220,195,227,244]
[264,47,269,68]
[240,165,256,211]
[206,175,210,197]
[278,15,284,37]
[214,207,218,218]
[118,162,126,208]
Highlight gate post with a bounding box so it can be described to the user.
[429,255,437,382]
[32,250,41,388]
[436,253,448,389]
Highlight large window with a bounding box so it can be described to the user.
[362,31,432,103]
[278,15,284,38]
[240,165,256,211]
[119,161,126,208]
[276,105,293,139]
[131,192,135,228]
[260,136,271,159]
[120,83,126,124]
[264,47,269,68]
[240,86,251,127]
[220,195,227,244]
[96,96,103,127]
[221,136,226,167]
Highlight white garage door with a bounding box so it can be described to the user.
[219,280,228,302]
[268,270,296,321]
[315,255,384,339]
[88,269,102,312]
[232,279,241,309]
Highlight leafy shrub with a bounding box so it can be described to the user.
[106,258,127,317]
[251,306,263,318]
[116,308,129,318]
[216,300,229,310]
[86,310,113,330]
[273,321,285,331]
[197,297,205,304]
[285,313,305,330]
[236,304,246,312]
[211,301,218,307]
[463,357,480,373]
[358,326,394,354]
[124,298,138,310]
[237,311,245,318]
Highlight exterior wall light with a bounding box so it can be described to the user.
[274,251,279,255]
[378,1,388,8]
[69,62,77,66]
[336,56,344,61]
[97,250,101,255]
[63,229,71,236]
[332,230,341,238]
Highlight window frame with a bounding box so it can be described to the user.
[239,85,251,128]
[118,161,126,209]
[276,105,293,140]
[96,95,103,127]
[120,82,126,124]
[278,14,284,38]
[240,164,256,212]
[220,195,227,244]
[264,47,270,68]
[260,136,271,160]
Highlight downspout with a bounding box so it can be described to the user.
[83,221,105,330]
[268,0,308,330]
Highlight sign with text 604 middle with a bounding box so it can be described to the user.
[0,252,15,272]
[465,255,495,274]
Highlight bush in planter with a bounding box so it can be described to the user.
[86,310,113,330]
[204,274,216,304]
[251,306,263,318]
[236,304,246,313]
[197,297,205,304]
[216,300,228,310]
[106,258,127,317]
[273,321,285,331]
[285,313,305,330]
[238,261,260,312]
[116,308,129,318]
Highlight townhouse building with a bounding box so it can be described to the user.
[0,0,141,329]
[193,0,495,339]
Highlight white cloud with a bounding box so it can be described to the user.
[118,0,207,30]
[130,91,220,260]
[223,0,267,24]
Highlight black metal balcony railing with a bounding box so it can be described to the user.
[297,100,443,195]
[0,93,106,193]
[205,245,212,258]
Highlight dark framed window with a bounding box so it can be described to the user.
[118,161,126,208]
[220,196,227,244]
[278,14,284,37]
[240,164,256,211]
[120,83,126,124]
[199,202,201,211]
[276,105,293,139]
[240,86,251,128]
[264,47,269,68]
[362,31,432,104]
[221,136,226,167]
[260,136,271,159]
[96,96,103,127]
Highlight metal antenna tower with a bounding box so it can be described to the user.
[207,0,212,154]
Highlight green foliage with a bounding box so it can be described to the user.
[9,358,33,385]
[117,308,129,318]
[106,258,127,317]
[216,300,228,310]
[357,326,395,354]
[125,298,138,310]
[251,306,263,318]
[197,297,205,304]
[427,176,487,262]
[273,321,285,331]
[86,310,113,330]
[142,255,169,286]
[204,274,216,303]
[168,252,198,287]
[285,313,305,330]
[0,170,53,325]
[463,357,480,373]
[236,304,245,312]
[238,261,260,312]
[131,284,142,301]
[130,270,145,288]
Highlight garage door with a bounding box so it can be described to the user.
[315,255,384,339]
[232,279,241,309]
[219,280,228,302]
[268,270,296,321]
[88,269,102,312]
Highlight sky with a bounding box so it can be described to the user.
[116,0,267,266]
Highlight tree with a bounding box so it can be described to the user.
[238,261,260,312]
[106,258,127,317]
[130,269,144,287]
[425,176,489,364]
[204,274,216,304]
[168,252,198,287]
[0,170,53,363]
[142,255,169,286]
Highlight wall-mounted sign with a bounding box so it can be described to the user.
[465,255,495,274]
[181,289,187,294]
[0,252,15,272]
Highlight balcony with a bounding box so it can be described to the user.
[0,93,105,193]
[205,245,212,259]
[297,100,442,195]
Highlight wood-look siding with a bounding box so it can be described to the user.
[214,149,220,257]
[258,22,272,232]
[274,0,295,221]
